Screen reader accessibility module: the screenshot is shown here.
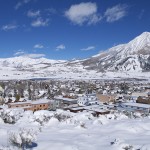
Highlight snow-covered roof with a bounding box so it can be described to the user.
[88,109,109,113]
[8,99,50,105]
[122,102,150,109]
[8,101,32,105]
[54,96,77,102]
[19,106,33,109]
[63,104,79,109]
[32,99,50,105]
[69,107,85,111]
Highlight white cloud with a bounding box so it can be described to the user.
[25,54,45,58]
[14,50,25,56]
[81,46,95,51]
[24,0,31,3]
[27,10,40,18]
[138,9,145,19]
[14,52,45,58]
[14,49,45,58]
[45,8,57,15]
[31,18,49,27]
[104,4,127,22]
[56,44,66,51]
[65,2,101,25]
[15,2,22,10]
[15,0,31,10]
[34,44,44,49]
[1,24,18,31]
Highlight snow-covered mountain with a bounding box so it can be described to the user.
[0,56,66,69]
[0,55,88,80]
[83,32,150,72]
[0,32,150,80]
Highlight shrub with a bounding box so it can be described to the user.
[9,128,37,149]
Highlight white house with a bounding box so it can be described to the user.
[77,94,98,106]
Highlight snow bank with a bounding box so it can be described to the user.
[0,108,149,150]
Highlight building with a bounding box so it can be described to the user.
[54,96,77,106]
[119,102,150,114]
[77,94,98,106]
[64,104,110,115]
[8,99,50,112]
[137,96,150,104]
[32,100,50,111]
[8,102,32,108]
[131,92,148,97]
[96,94,116,103]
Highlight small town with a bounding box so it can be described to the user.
[0,79,150,149]
[0,79,150,116]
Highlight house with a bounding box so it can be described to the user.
[77,94,98,106]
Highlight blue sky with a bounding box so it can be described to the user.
[0,0,150,60]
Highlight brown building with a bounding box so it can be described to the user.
[137,96,150,104]
[96,94,116,103]
[8,100,50,112]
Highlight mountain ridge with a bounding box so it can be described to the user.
[0,32,150,80]
[82,31,150,72]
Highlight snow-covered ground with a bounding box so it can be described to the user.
[0,55,149,81]
[0,61,149,81]
[0,109,150,150]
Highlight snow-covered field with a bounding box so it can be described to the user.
[0,62,150,81]
[0,109,150,150]
[0,55,149,81]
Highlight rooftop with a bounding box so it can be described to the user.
[122,102,150,109]
[8,99,50,105]
[54,96,77,102]
[8,101,31,105]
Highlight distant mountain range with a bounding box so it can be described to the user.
[0,32,150,80]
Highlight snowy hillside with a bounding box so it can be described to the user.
[0,56,92,80]
[0,56,66,69]
[0,109,150,150]
[83,32,150,72]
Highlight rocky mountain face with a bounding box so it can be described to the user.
[82,32,150,72]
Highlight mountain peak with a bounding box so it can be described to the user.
[108,31,150,55]
[134,31,150,41]
[126,31,150,54]
[83,31,150,72]
[140,31,150,36]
